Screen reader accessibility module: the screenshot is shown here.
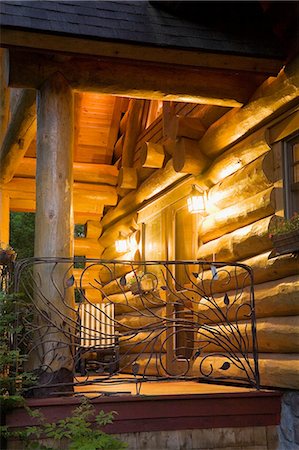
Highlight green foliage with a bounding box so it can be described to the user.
[2,399,127,450]
[269,212,299,237]
[9,212,35,259]
[0,292,35,411]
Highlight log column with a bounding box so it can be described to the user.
[33,73,74,396]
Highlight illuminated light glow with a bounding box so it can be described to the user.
[115,233,129,253]
[187,185,206,214]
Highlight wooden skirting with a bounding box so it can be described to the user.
[6,390,281,434]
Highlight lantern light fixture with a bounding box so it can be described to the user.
[187,185,207,215]
[115,232,129,253]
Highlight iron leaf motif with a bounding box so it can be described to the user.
[219,362,230,371]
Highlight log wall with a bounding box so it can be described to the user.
[100,98,299,388]
[193,107,299,389]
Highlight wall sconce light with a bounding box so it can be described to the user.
[115,232,129,253]
[187,185,206,215]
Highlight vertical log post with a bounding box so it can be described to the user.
[33,73,74,396]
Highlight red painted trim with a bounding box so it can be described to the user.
[6,391,282,434]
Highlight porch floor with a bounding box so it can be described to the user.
[74,374,258,397]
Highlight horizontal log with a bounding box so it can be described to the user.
[73,268,100,290]
[6,177,118,205]
[197,251,299,294]
[101,159,185,230]
[102,230,140,260]
[74,212,104,223]
[15,158,119,185]
[200,187,276,243]
[117,167,138,190]
[195,315,299,354]
[74,238,103,258]
[9,193,104,217]
[164,115,206,141]
[0,89,36,184]
[85,220,102,239]
[201,128,270,188]
[107,291,166,314]
[119,330,167,354]
[102,271,135,296]
[98,213,138,248]
[6,50,267,107]
[140,142,165,168]
[116,307,166,332]
[173,137,211,175]
[207,152,274,212]
[198,54,299,158]
[98,260,140,285]
[120,353,167,376]
[269,108,299,144]
[196,275,299,323]
[191,353,299,389]
[84,288,103,303]
[197,215,279,262]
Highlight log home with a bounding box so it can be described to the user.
[0,1,299,449]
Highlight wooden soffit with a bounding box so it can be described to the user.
[1,28,284,75]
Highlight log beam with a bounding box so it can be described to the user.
[6,50,268,107]
[6,177,117,207]
[16,157,119,185]
[198,54,299,158]
[140,142,165,168]
[163,102,206,141]
[0,89,36,184]
[173,137,211,175]
[101,159,185,230]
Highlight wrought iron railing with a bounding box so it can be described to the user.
[12,257,259,396]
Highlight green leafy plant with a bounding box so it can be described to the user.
[0,291,35,412]
[268,213,299,237]
[2,399,127,450]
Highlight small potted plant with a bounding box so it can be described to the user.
[0,244,16,266]
[268,213,299,256]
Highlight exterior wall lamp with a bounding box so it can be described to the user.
[115,232,129,253]
[187,185,207,215]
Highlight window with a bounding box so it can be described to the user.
[283,134,299,218]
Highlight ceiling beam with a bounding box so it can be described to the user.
[16,157,119,186]
[0,88,36,184]
[6,177,118,207]
[6,50,269,108]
